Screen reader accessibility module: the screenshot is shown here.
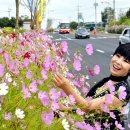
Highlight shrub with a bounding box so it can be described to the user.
[107,25,128,34]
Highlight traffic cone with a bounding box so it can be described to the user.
[93,29,97,35]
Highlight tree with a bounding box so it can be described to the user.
[20,0,50,31]
[0,17,23,28]
[126,8,130,18]
[0,17,10,28]
[15,0,20,34]
[101,7,114,26]
[70,21,78,30]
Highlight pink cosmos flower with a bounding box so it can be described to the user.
[3,112,12,120]
[103,122,110,128]
[41,69,48,80]
[37,80,43,85]
[100,103,110,113]
[87,68,94,76]
[73,79,81,88]
[105,94,113,104]
[115,121,125,130]
[21,41,24,46]
[85,44,93,55]
[109,112,116,119]
[26,70,32,79]
[49,88,60,101]
[15,50,21,56]
[94,65,100,75]
[60,41,68,52]
[107,81,115,94]
[51,101,59,111]
[82,87,89,94]
[22,83,31,99]
[94,122,101,130]
[0,64,4,77]
[128,124,130,128]
[76,108,85,116]
[42,57,51,70]
[29,80,38,93]
[4,53,10,64]
[40,92,50,107]
[50,61,57,71]
[67,72,74,79]
[75,122,94,130]
[118,86,127,100]
[23,58,29,67]
[38,91,45,99]
[41,111,54,125]
[69,94,76,105]
[73,60,81,71]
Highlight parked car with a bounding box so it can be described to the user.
[119,27,130,45]
[75,28,90,39]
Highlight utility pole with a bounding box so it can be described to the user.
[94,0,98,29]
[113,0,115,25]
[77,0,79,24]
[8,7,12,19]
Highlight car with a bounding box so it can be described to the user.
[119,27,130,45]
[75,28,90,39]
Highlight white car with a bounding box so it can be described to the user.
[119,27,130,45]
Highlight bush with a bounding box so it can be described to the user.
[47,28,54,32]
[107,25,128,34]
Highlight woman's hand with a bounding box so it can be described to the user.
[53,73,70,90]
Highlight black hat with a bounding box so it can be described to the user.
[113,43,130,62]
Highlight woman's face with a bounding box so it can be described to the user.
[110,54,130,77]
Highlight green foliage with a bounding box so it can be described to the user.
[101,7,114,26]
[0,17,23,28]
[19,28,27,33]
[126,8,130,18]
[70,21,78,30]
[2,27,14,33]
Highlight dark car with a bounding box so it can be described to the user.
[75,28,90,39]
[119,27,130,45]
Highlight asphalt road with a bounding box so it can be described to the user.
[50,31,120,84]
[49,31,130,129]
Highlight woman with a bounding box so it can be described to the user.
[53,44,130,129]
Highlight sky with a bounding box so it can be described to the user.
[0,0,130,27]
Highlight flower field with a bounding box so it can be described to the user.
[0,29,129,130]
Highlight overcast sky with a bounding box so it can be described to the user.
[0,0,130,27]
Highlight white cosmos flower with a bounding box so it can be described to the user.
[15,108,25,119]
[12,81,17,86]
[5,73,12,82]
[0,83,8,95]
[62,119,70,130]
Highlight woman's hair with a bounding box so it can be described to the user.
[113,43,130,62]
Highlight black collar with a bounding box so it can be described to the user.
[109,75,128,82]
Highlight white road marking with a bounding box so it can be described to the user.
[96,49,104,53]
[53,38,75,41]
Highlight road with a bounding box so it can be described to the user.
[50,31,120,84]
[49,31,130,129]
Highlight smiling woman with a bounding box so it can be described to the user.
[53,43,130,130]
